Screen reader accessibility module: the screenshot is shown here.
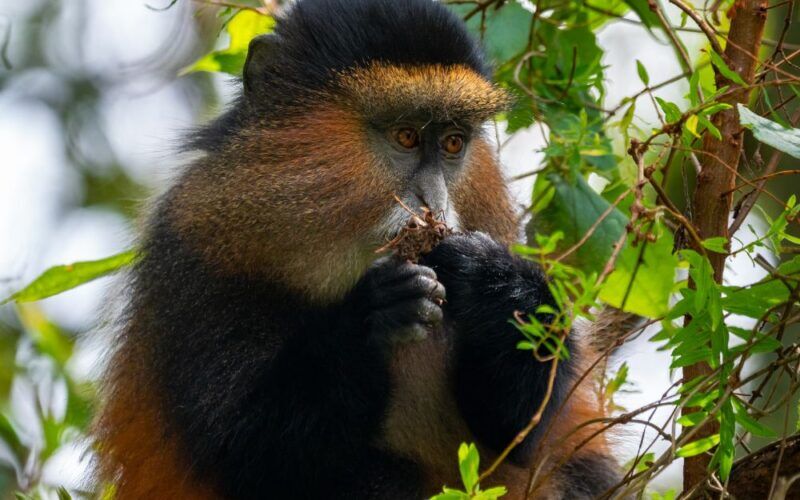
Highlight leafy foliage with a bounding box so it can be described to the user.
[184,9,275,75]
[431,443,507,500]
[1,0,798,498]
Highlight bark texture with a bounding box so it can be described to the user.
[683,0,768,491]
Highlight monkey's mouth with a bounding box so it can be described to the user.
[374,206,452,262]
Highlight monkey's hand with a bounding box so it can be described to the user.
[421,233,565,463]
[421,232,555,326]
[351,257,446,344]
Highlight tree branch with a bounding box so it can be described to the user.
[683,0,768,491]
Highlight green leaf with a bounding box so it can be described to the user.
[677,411,707,427]
[699,103,732,116]
[600,222,678,318]
[605,362,629,398]
[17,304,74,367]
[709,51,746,86]
[722,256,800,318]
[655,97,682,124]
[622,0,662,28]
[528,173,627,272]
[453,2,531,63]
[3,250,137,304]
[458,443,480,493]
[684,114,700,138]
[473,487,508,500]
[527,174,678,318]
[797,399,800,432]
[716,400,735,481]
[430,489,470,500]
[671,347,713,368]
[688,70,701,107]
[0,413,24,463]
[733,404,777,438]
[636,60,649,86]
[184,10,276,75]
[696,114,721,140]
[701,237,728,254]
[676,434,720,457]
[739,104,800,159]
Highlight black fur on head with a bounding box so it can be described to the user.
[188,0,490,152]
[255,0,489,90]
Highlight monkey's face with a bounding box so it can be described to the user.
[168,64,514,302]
[367,118,474,241]
[334,63,510,245]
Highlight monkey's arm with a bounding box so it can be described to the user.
[422,233,574,464]
[142,244,440,497]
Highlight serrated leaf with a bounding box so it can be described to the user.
[3,250,137,304]
[722,255,800,318]
[739,104,800,159]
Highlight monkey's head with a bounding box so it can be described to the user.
[168,0,517,302]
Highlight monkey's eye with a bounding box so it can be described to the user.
[442,134,465,155]
[394,128,419,149]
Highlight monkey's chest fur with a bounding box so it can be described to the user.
[379,325,469,488]
[379,325,533,498]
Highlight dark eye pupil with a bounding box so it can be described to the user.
[396,128,418,148]
[445,135,463,154]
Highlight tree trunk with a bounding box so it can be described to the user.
[720,434,800,499]
[683,0,768,491]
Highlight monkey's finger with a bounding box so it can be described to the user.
[364,257,435,285]
[368,298,443,332]
[371,275,445,308]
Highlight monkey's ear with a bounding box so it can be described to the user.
[243,34,280,96]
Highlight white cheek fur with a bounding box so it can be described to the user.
[372,197,461,246]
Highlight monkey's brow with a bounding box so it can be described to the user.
[385,114,468,131]
[420,116,434,131]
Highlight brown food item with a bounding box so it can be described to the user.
[376,197,453,263]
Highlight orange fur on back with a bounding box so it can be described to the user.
[94,329,220,500]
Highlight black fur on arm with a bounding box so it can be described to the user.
[131,220,437,499]
[422,232,575,464]
[560,452,623,499]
